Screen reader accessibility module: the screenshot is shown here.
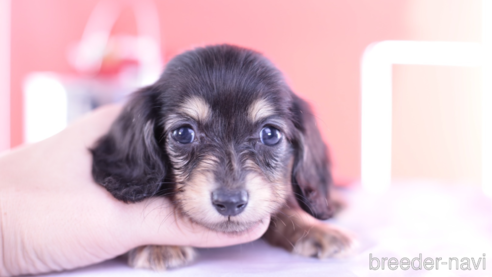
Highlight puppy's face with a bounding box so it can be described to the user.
[92,45,334,233]
[165,95,293,232]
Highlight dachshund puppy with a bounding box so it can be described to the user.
[91,44,352,270]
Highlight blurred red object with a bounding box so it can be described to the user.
[68,0,163,86]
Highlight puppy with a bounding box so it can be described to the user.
[91,44,352,270]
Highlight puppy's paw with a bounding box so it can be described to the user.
[128,245,197,271]
[292,225,353,259]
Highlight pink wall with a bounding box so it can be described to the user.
[0,0,10,152]
[10,0,409,183]
[13,0,481,184]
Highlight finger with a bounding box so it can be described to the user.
[124,197,270,248]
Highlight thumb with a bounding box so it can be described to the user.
[124,197,271,248]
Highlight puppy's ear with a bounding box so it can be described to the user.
[290,94,333,220]
[91,87,166,202]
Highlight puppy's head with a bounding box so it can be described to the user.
[91,45,333,233]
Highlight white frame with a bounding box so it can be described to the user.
[361,41,492,197]
[361,0,492,197]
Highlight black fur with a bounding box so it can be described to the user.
[91,87,167,202]
[91,44,333,220]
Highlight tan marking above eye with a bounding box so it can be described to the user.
[179,96,211,122]
[248,98,276,123]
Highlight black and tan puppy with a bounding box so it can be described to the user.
[91,44,352,270]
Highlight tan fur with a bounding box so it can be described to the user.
[242,172,288,225]
[248,98,276,122]
[264,207,353,259]
[128,245,197,271]
[174,158,220,228]
[175,158,288,233]
[179,96,211,122]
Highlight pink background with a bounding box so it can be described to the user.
[8,0,482,185]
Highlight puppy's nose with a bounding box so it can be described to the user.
[211,189,248,216]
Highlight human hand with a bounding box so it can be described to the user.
[0,105,270,276]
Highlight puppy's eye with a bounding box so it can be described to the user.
[260,126,282,146]
[172,126,195,144]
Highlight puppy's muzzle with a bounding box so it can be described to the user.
[211,189,249,216]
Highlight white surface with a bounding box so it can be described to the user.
[38,182,492,277]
